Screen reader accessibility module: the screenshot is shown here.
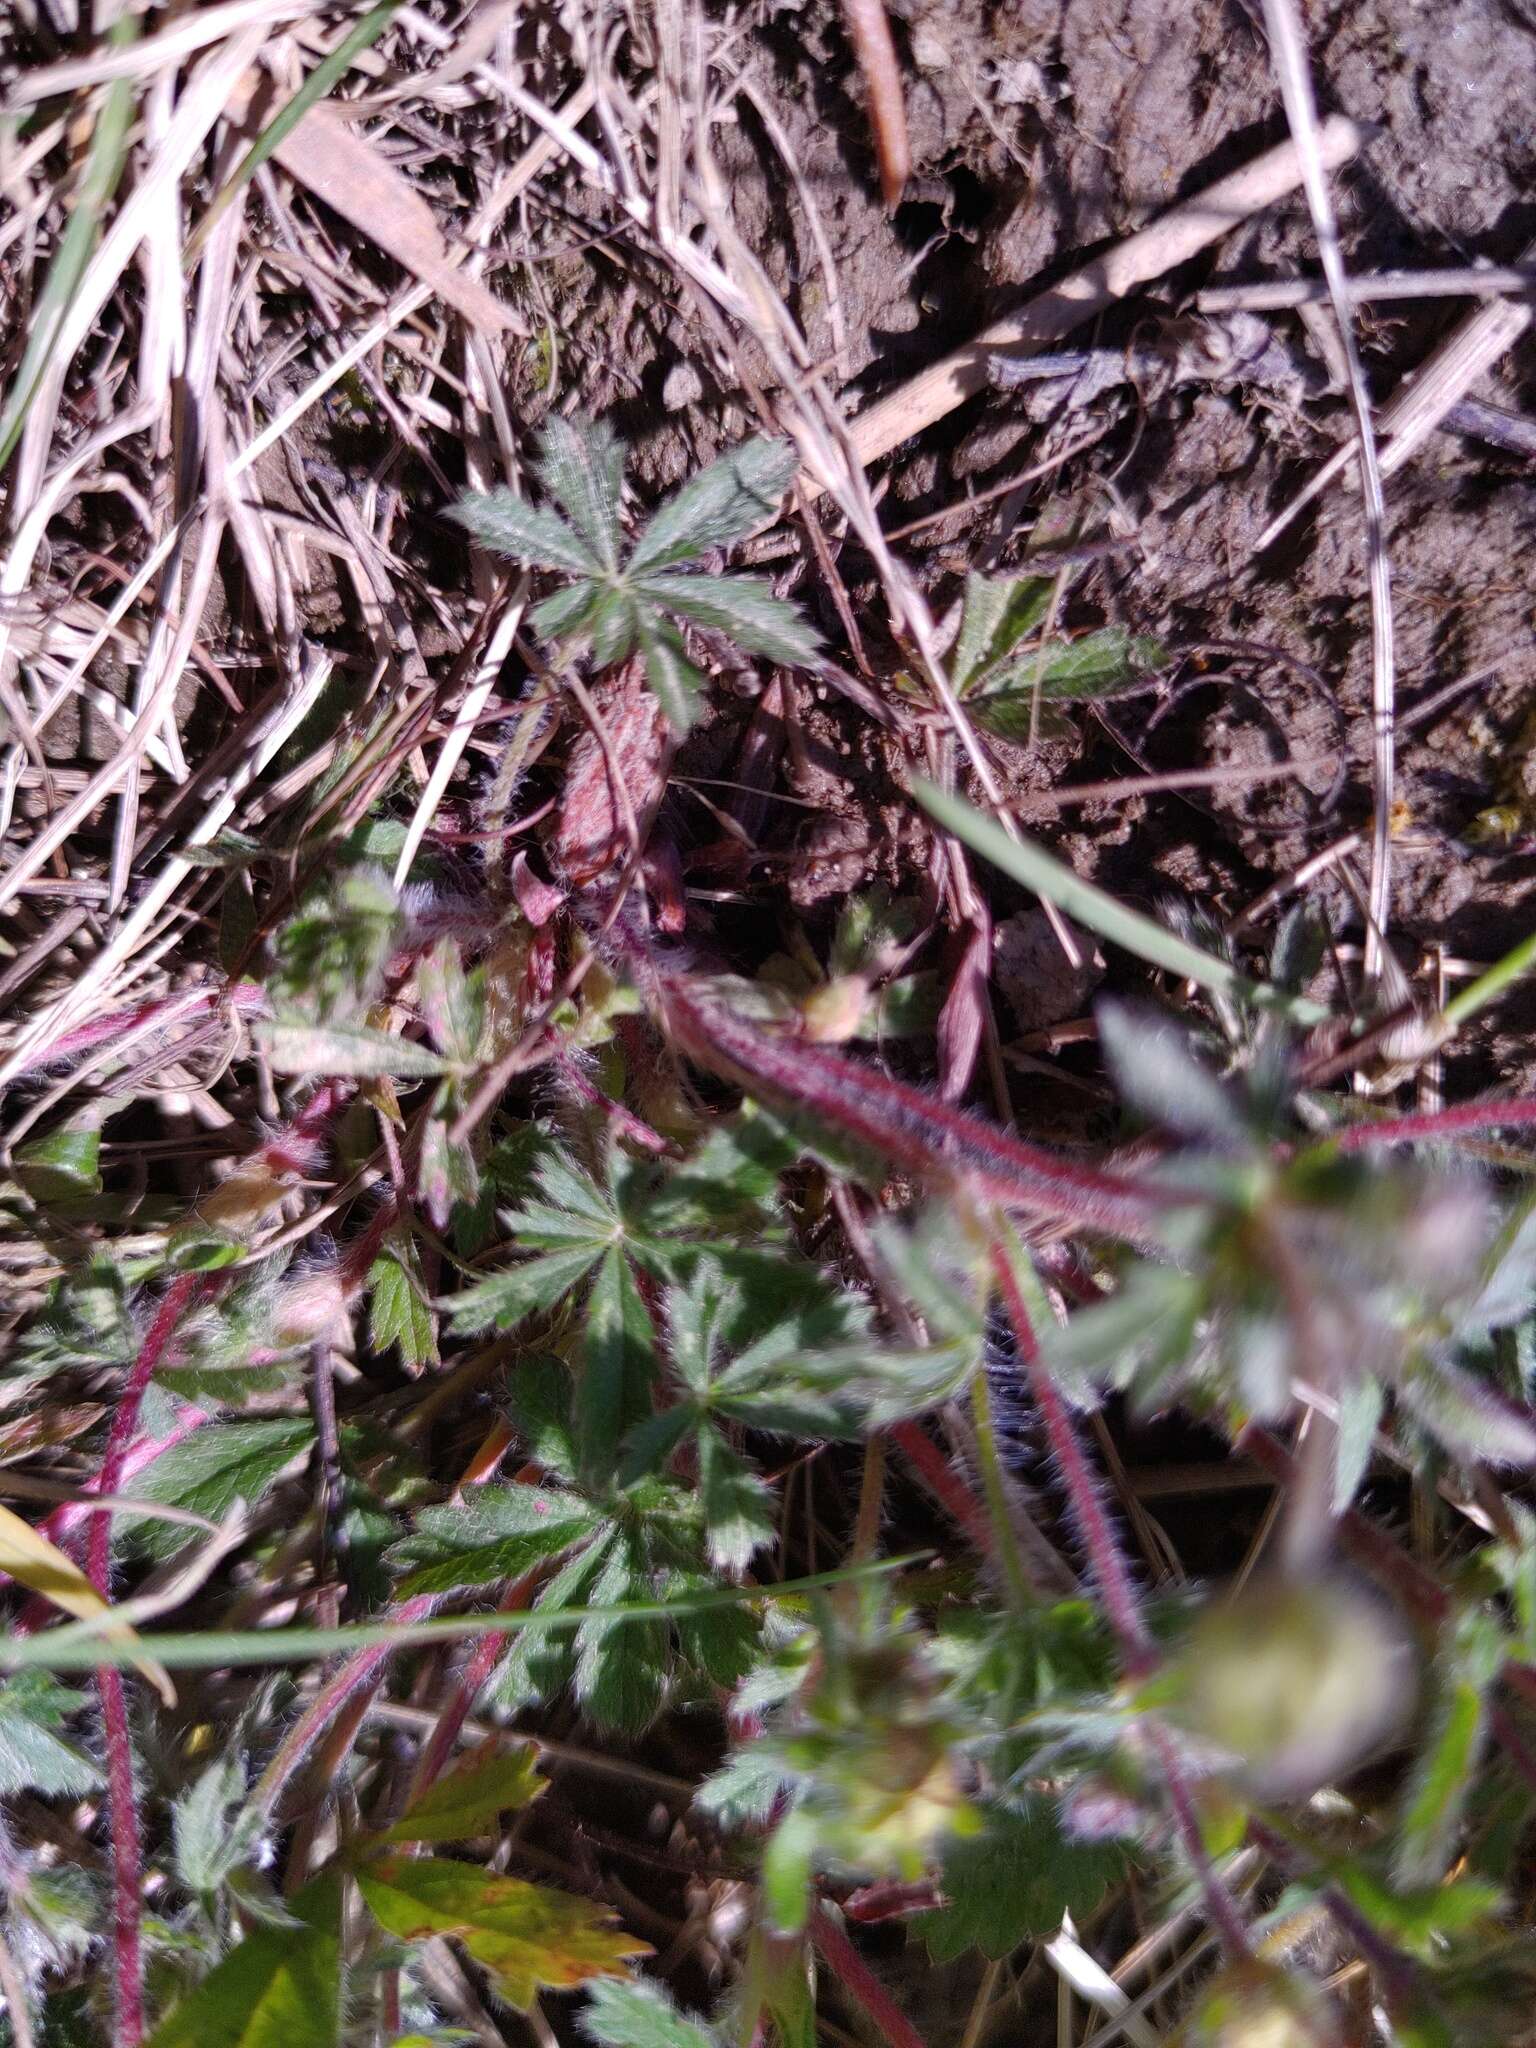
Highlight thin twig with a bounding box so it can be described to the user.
[1259,0,1396,988]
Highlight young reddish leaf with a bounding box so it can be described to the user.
[355,1857,648,2008]
[381,1740,545,1844]
[553,657,672,886]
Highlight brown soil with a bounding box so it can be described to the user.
[552,0,1536,1091]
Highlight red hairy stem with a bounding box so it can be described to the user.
[85,1274,204,1590]
[97,1669,146,2048]
[555,1049,677,1156]
[73,1075,348,2040]
[1335,1098,1536,1149]
[20,980,267,1078]
[1145,1721,1255,1964]
[811,1907,931,2048]
[988,1244,1153,1671]
[888,1419,993,1551]
[991,1241,1254,1960]
[659,978,1168,1238]
[81,1270,202,2048]
[409,1626,509,1796]
[250,1594,442,1822]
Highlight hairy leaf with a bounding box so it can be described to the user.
[629,436,797,572]
[131,1420,314,1561]
[368,1246,437,1369]
[0,1675,102,1797]
[924,1798,1124,1960]
[581,1977,719,2048]
[698,1427,777,1571]
[448,488,599,576]
[574,1534,670,1733]
[382,1740,545,1843]
[535,417,627,571]
[444,1246,603,1336]
[1097,1003,1248,1148]
[949,571,1054,692]
[634,572,820,665]
[260,1021,456,1080]
[394,1486,600,1597]
[579,1248,658,1485]
[634,611,705,732]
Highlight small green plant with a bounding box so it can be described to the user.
[451,420,820,729]
[934,568,1164,743]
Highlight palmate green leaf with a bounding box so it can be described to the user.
[575,1534,670,1733]
[393,1486,601,1597]
[174,1752,263,1900]
[487,1542,604,1713]
[506,1356,580,1482]
[269,864,400,1022]
[643,1105,797,1234]
[615,1403,697,1487]
[0,1674,102,1798]
[535,417,627,571]
[530,576,606,641]
[924,1797,1124,1961]
[634,571,821,665]
[444,1246,603,1336]
[381,1740,545,1843]
[448,489,599,576]
[355,1856,647,2008]
[635,610,706,732]
[578,1247,658,1485]
[629,436,798,572]
[950,571,1054,692]
[1097,1003,1249,1148]
[664,1265,735,1398]
[368,1246,437,1369]
[698,1427,778,1571]
[509,1153,621,1245]
[145,1873,343,2048]
[129,1420,314,1561]
[586,585,641,666]
[700,1433,782,1572]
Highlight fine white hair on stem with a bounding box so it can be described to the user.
[1258,0,1396,992]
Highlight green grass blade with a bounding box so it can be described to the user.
[0,19,138,470]
[183,0,404,267]
[1439,927,1536,1036]
[914,780,1331,1027]
[0,1552,922,1676]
